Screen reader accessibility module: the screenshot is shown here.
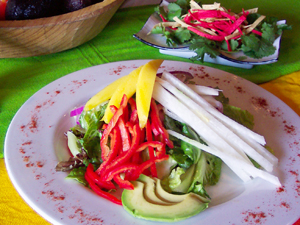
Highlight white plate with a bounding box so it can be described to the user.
[4,60,300,225]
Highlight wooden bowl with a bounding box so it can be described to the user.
[0,0,125,58]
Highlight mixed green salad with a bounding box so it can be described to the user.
[150,0,292,62]
[56,61,280,222]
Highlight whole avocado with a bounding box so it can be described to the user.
[63,0,92,13]
[5,0,62,20]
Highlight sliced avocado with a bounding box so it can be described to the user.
[137,174,174,205]
[122,181,209,222]
[172,163,196,193]
[154,178,187,203]
[155,178,210,204]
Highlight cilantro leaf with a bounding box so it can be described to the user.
[241,34,276,59]
[189,36,220,62]
[261,22,276,44]
[174,27,192,44]
[167,3,182,21]
[221,39,239,51]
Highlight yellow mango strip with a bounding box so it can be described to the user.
[136,59,164,128]
[103,66,143,124]
[84,75,129,111]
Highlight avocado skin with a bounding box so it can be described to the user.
[5,0,63,20]
[63,0,92,13]
[5,0,104,20]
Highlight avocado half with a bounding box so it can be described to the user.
[121,175,209,222]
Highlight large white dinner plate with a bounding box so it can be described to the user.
[4,60,300,225]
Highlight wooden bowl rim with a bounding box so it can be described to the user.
[0,0,123,28]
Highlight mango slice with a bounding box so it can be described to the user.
[136,59,163,128]
[102,66,142,124]
[84,75,129,111]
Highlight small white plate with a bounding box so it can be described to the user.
[134,1,285,69]
[4,60,300,225]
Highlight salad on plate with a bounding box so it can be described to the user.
[55,59,280,222]
[149,0,291,62]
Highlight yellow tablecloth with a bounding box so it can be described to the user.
[0,70,299,225]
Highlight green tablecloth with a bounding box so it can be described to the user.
[1,0,300,158]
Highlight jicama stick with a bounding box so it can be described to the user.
[168,130,281,186]
[200,95,223,111]
[153,83,252,182]
[163,108,185,124]
[186,84,221,96]
[161,71,266,146]
[156,77,275,172]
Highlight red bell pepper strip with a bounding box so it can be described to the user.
[122,103,129,122]
[128,98,137,111]
[117,117,131,152]
[102,163,138,182]
[150,99,174,148]
[100,95,128,162]
[113,174,134,190]
[0,0,7,20]
[86,164,116,190]
[125,121,134,134]
[146,120,157,177]
[130,155,169,180]
[96,127,121,175]
[100,124,141,177]
[139,127,146,144]
[131,152,143,164]
[136,141,165,153]
[129,109,138,124]
[109,105,118,114]
[84,172,122,205]
[102,124,108,130]
[150,120,160,136]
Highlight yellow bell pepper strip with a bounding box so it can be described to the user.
[102,66,142,124]
[84,75,129,111]
[136,59,164,128]
[84,169,122,205]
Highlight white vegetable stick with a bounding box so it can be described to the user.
[157,78,274,172]
[168,130,281,186]
[163,108,185,124]
[162,72,277,166]
[186,84,221,96]
[153,83,252,182]
[201,95,223,111]
[241,136,278,166]
[162,71,266,145]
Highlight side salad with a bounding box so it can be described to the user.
[150,0,292,62]
[56,60,280,222]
